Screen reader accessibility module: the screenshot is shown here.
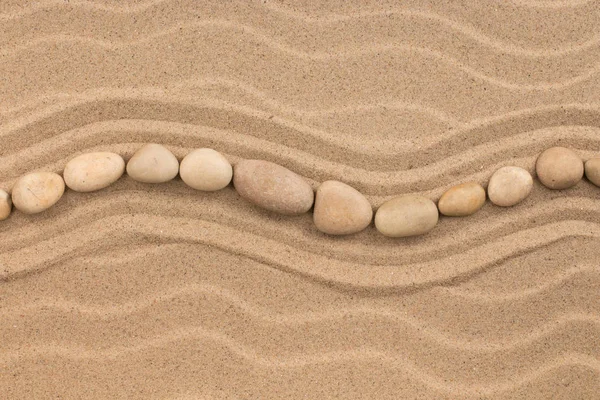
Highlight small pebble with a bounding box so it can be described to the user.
[126,144,179,183]
[487,166,533,207]
[11,172,65,214]
[180,148,232,191]
[233,159,313,215]
[375,195,438,237]
[536,146,583,189]
[313,181,373,235]
[438,182,486,217]
[0,189,12,220]
[584,158,600,187]
[63,152,125,192]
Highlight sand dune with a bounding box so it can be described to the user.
[1,0,599,398]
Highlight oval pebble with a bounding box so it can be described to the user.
[233,160,313,215]
[313,181,373,235]
[0,189,12,220]
[11,172,65,214]
[536,147,583,190]
[180,148,232,191]
[584,158,600,187]
[126,144,179,183]
[487,166,533,207]
[438,182,486,217]
[64,152,125,192]
[375,195,438,238]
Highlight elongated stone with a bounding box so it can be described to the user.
[313,181,372,235]
[0,189,11,220]
[375,195,438,237]
[536,147,583,190]
[64,152,125,192]
[233,160,313,215]
[438,182,486,217]
[11,172,65,214]
[180,148,232,191]
[126,144,179,183]
[487,166,533,207]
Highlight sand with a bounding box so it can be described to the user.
[1,0,599,398]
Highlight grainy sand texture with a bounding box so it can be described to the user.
[1,0,600,399]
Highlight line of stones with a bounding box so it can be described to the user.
[1,144,598,237]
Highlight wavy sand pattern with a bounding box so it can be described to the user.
[1,1,599,398]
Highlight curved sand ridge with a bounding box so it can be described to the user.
[1,0,600,398]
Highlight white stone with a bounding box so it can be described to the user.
[487,166,533,207]
[0,189,12,220]
[375,195,438,237]
[126,144,179,183]
[64,152,125,192]
[180,148,232,191]
[11,172,65,214]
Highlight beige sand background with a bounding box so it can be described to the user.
[1,0,600,398]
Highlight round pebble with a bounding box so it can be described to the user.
[313,181,373,235]
[438,182,486,217]
[584,158,600,187]
[180,148,232,191]
[536,147,583,189]
[233,159,313,215]
[126,144,179,183]
[0,189,12,220]
[11,172,65,214]
[487,166,533,207]
[374,195,439,238]
[64,152,125,192]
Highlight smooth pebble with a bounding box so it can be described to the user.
[126,144,179,183]
[180,148,232,191]
[584,158,600,187]
[536,147,583,189]
[64,152,125,192]
[438,182,486,217]
[233,160,313,215]
[11,172,65,214]
[313,181,373,235]
[487,166,533,207]
[0,189,11,220]
[375,195,438,237]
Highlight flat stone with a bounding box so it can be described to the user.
[0,189,11,220]
[438,182,486,217]
[313,180,373,235]
[375,195,438,237]
[126,144,179,183]
[11,172,65,214]
[233,159,313,215]
[64,152,125,192]
[536,147,583,189]
[180,148,232,191]
[487,166,533,207]
[584,158,600,187]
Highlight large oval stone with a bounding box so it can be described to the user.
[487,166,533,207]
[180,148,232,191]
[64,152,125,192]
[313,181,372,235]
[584,158,600,187]
[233,160,313,215]
[11,172,65,214]
[375,195,439,237]
[536,147,583,189]
[0,189,12,220]
[438,182,486,217]
[126,144,179,183]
